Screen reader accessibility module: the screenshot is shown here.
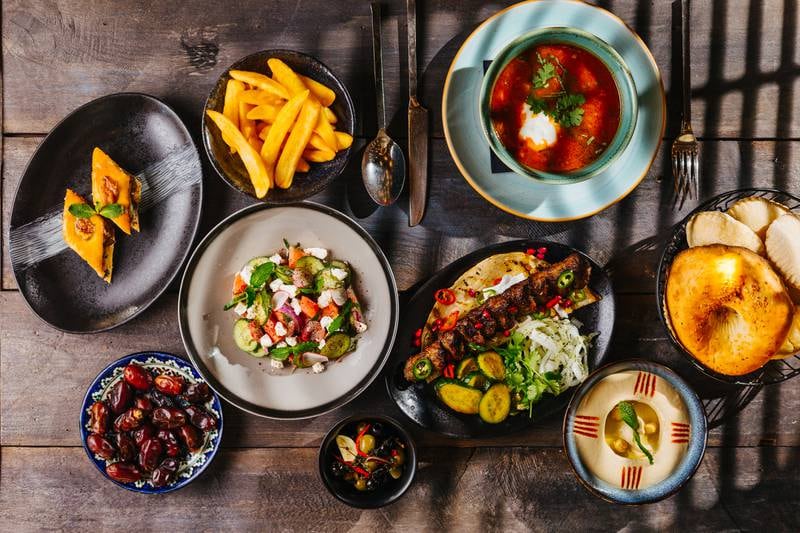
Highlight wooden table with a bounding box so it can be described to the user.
[1,1,798,530]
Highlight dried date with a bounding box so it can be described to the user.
[86,433,116,460]
[113,408,145,432]
[132,424,156,448]
[123,364,153,391]
[184,405,217,432]
[88,401,110,435]
[106,462,141,483]
[151,407,187,429]
[178,424,202,453]
[183,382,211,403]
[154,374,184,396]
[138,437,164,472]
[108,380,133,414]
[150,458,179,488]
[115,433,137,462]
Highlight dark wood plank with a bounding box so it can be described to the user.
[1,446,797,531]
[2,291,797,448]
[4,1,800,139]
[6,136,800,291]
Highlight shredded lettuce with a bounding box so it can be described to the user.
[497,317,595,416]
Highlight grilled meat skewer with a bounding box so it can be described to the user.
[404,254,591,382]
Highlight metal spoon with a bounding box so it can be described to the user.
[362,2,406,206]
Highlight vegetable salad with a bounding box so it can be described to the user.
[225,240,367,373]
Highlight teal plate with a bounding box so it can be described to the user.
[442,0,666,221]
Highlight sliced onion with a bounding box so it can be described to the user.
[301,352,329,365]
[272,290,290,310]
[336,435,358,462]
[277,304,304,329]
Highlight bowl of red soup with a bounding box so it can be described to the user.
[480,28,638,183]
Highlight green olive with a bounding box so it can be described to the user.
[391,448,405,466]
[354,477,367,491]
[364,460,378,472]
[358,434,376,454]
[389,467,403,480]
[356,422,368,434]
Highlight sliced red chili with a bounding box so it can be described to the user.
[439,311,459,332]
[443,364,455,379]
[546,296,562,309]
[493,277,501,285]
[434,288,456,306]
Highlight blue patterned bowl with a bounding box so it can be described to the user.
[563,360,707,504]
[479,26,638,183]
[80,352,223,493]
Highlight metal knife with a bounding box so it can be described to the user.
[407,0,428,227]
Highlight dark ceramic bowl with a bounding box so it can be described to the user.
[202,49,355,203]
[319,415,417,509]
[80,352,223,493]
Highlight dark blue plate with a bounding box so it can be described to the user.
[79,352,223,494]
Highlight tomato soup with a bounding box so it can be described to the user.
[490,43,621,173]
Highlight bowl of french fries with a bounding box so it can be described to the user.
[203,50,355,203]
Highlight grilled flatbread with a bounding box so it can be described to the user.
[63,189,115,282]
[91,147,141,235]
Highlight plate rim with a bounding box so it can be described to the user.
[177,201,400,420]
[385,239,616,438]
[8,91,204,334]
[441,0,667,222]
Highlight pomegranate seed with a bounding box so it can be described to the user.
[503,330,511,337]
[413,338,421,347]
[414,328,422,337]
[564,299,573,308]
[526,248,535,255]
[474,322,483,329]
[509,306,518,314]
[537,247,547,254]
[435,318,444,327]
[482,309,491,319]
[467,288,476,297]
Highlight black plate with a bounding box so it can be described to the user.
[8,93,203,333]
[386,240,615,438]
[202,49,355,203]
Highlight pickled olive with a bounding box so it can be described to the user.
[389,467,403,480]
[134,396,153,413]
[151,407,187,429]
[138,437,164,472]
[109,381,133,415]
[392,448,405,466]
[88,401,110,435]
[183,382,211,403]
[86,433,116,460]
[151,458,179,488]
[354,477,367,491]
[106,462,142,483]
[364,460,378,472]
[113,408,145,432]
[133,424,156,448]
[115,433,137,462]
[154,374,185,396]
[358,434,376,454]
[123,364,153,391]
[178,424,202,453]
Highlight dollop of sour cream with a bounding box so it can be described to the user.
[519,104,559,150]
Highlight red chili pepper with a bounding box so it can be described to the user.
[546,296,562,309]
[439,311,459,332]
[564,299,573,308]
[493,277,502,285]
[474,322,483,329]
[390,449,399,457]
[443,364,455,379]
[503,329,511,337]
[434,288,456,306]
[526,248,535,255]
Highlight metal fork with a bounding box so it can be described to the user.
[672,0,699,205]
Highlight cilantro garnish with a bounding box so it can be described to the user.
[617,401,655,465]
[527,54,585,128]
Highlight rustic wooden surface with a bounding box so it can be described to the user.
[1,0,799,531]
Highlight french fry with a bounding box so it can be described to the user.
[239,101,256,139]
[315,112,337,154]
[222,79,245,153]
[267,58,307,97]
[322,106,337,124]
[297,158,310,172]
[247,104,280,122]
[308,132,335,152]
[229,70,290,99]
[258,125,271,141]
[261,90,310,187]
[206,110,270,198]
[303,148,336,163]
[335,131,353,150]
[276,99,321,189]
[239,89,285,107]
[247,134,263,153]
[300,75,336,106]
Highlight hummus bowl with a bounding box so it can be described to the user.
[563,360,707,504]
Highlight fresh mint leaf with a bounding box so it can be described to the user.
[68,203,97,219]
[326,300,353,333]
[244,286,257,308]
[98,203,124,219]
[249,262,276,288]
[223,292,246,311]
[269,341,319,361]
[617,401,654,465]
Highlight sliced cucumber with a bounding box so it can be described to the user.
[294,255,325,276]
[251,345,266,357]
[247,256,272,268]
[233,319,258,353]
[462,371,489,391]
[434,378,483,414]
[456,357,479,380]
[316,268,344,290]
[252,292,269,325]
[477,351,506,381]
[320,333,352,359]
[275,265,294,284]
[479,383,511,424]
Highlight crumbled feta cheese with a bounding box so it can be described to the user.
[282,284,298,298]
[239,264,254,285]
[259,334,274,349]
[320,316,333,330]
[245,307,256,320]
[269,279,284,292]
[318,339,326,349]
[270,358,284,369]
[285,336,297,347]
[330,268,348,281]
[233,302,248,316]
[317,291,331,308]
[290,298,302,316]
[274,321,287,337]
[304,247,328,260]
[268,253,284,265]
[330,289,347,306]
[353,320,368,333]
[276,341,287,348]
[312,362,326,374]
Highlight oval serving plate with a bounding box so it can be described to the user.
[386,240,615,438]
[80,351,223,494]
[178,202,399,419]
[8,93,203,333]
[442,0,666,221]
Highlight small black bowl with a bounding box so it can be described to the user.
[318,415,417,509]
[202,49,355,203]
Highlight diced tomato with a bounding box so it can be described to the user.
[321,302,339,318]
[288,246,306,268]
[232,273,247,295]
[248,320,264,341]
[263,318,280,342]
[299,296,320,318]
